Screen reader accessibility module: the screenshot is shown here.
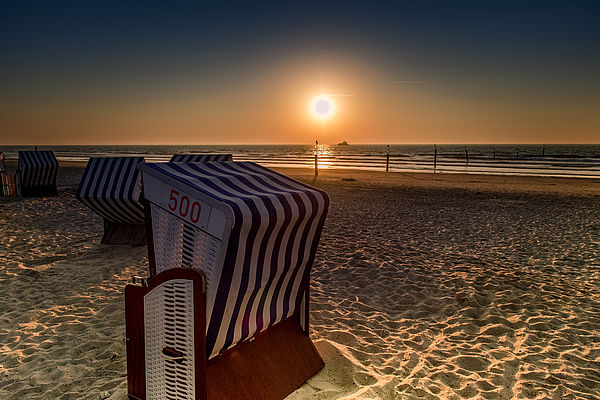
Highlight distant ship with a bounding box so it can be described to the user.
[337,140,349,146]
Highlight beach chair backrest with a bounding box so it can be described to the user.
[17,150,58,190]
[169,153,233,163]
[76,157,145,224]
[141,161,329,359]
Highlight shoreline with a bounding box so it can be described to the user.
[4,159,600,197]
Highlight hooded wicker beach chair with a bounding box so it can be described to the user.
[125,161,329,400]
[76,157,146,245]
[17,150,59,197]
[169,153,233,162]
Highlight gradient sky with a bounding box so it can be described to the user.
[1,1,599,145]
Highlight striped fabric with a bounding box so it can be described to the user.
[18,150,59,189]
[142,161,329,358]
[76,157,145,224]
[169,154,233,162]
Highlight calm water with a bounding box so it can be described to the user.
[2,144,600,178]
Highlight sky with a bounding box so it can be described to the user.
[1,1,599,145]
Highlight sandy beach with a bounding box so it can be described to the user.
[1,162,599,399]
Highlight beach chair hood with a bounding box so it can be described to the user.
[17,150,59,195]
[169,153,233,162]
[76,157,145,224]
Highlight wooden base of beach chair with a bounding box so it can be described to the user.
[125,269,323,400]
[206,316,323,400]
[21,185,57,197]
[102,221,146,245]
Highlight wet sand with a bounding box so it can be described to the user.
[1,162,599,399]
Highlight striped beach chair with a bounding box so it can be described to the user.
[17,150,59,197]
[169,153,233,162]
[126,161,329,400]
[76,157,146,245]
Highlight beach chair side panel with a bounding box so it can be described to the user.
[125,269,207,400]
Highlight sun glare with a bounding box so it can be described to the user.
[310,95,335,121]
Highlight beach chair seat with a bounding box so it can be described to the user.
[17,150,59,197]
[126,161,329,400]
[76,157,146,245]
[169,153,233,162]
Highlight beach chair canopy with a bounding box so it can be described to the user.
[18,150,58,189]
[169,153,233,162]
[76,157,145,224]
[141,161,329,358]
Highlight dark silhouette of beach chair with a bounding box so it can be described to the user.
[76,157,146,245]
[125,161,329,400]
[17,150,59,197]
[169,153,233,162]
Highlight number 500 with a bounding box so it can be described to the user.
[168,189,202,223]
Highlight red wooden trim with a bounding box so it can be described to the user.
[125,284,146,399]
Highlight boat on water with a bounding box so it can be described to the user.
[337,140,349,146]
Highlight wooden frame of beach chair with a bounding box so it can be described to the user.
[169,154,233,163]
[127,161,329,400]
[76,157,146,245]
[17,150,59,197]
[1,171,18,197]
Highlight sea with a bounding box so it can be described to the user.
[1,144,599,178]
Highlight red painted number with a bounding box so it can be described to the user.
[167,188,202,224]
[190,201,201,223]
[179,195,190,217]
[168,189,179,211]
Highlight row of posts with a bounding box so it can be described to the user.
[314,144,548,176]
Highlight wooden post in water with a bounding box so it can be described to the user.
[465,146,469,165]
[433,144,438,172]
[314,140,319,177]
[385,145,390,172]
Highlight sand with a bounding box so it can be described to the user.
[1,162,599,399]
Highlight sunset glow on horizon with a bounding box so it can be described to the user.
[1,2,599,145]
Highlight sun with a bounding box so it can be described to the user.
[310,94,335,121]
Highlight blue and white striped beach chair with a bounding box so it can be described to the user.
[76,157,146,245]
[125,161,329,400]
[17,150,59,197]
[169,153,233,162]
